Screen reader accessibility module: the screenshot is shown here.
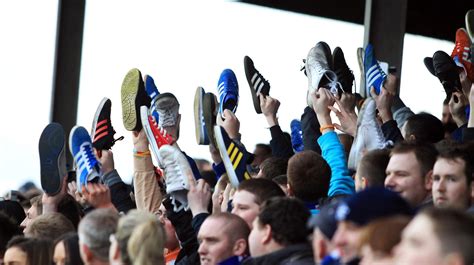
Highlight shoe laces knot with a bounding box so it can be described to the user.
[325,73,343,96]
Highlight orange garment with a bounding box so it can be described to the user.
[165,248,180,265]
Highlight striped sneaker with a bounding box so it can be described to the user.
[39,123,67,195]
[213,125,251,188]
[69,126,101,192]
[121,68,151,131]
[91,98,123,150]
[364,44,386,96]
[217,69,239,118]
[244,55,270,114]
[451,28,474,82]
[194,87,209,145]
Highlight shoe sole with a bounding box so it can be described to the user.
[140,106,161,164]
[121,69,141,131]
[203,93,218,147]
[467,10,474,42]
[39,123,66,195]
[91,97,109,141]
[357,47,366,96]
[194,87,208,145]
[213,125,241,188]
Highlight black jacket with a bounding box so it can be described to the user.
[242,243,314,265]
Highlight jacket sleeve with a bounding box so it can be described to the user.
[101,169,136,213]
[269,125,294,159]
[462,127,474,142]
[301,106,322,154]
[133,154,162,215]
[318,131,355,197]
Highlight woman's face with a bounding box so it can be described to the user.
[4,246,27,265]
[54,241,67,265]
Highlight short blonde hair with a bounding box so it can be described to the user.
[127,217,166,265]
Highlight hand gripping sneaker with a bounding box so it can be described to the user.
[290,119,304,153]
[121,68,151,131]
[39,123,67,195]
[332,47,354,95]
[244,56,270,114]
[347,98,392,170]
[203,92,218,147]
[364,44,387,96]
[194,87,209,145]
[217,69,239,118]
[69,126,101,192]
[144,74,160,123]
[213,125,251,188]
[433,50,462,100]
[158,144,193,212]
[140,106,174,165]
[306,41,340,107]
[91,97,123,150]
[451,28,474,82]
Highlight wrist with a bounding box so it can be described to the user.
[264,114,278,127]
[379,109,393,123]
[317,114,332,126]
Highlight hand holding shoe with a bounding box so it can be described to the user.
[260,95,280,127]
[449,91,469,127]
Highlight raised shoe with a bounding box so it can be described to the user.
[451,28,474,82]
[244,55,270,114]
[333,47,354,95]
[364,44,387,96]
[194,87,209,145]
[217,69,239,118]
[39,123,67,195]
[91,97,123,150]
[121,68,151,131]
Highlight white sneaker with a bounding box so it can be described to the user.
[158,145,192,211]
[348,98,392,170]
[306,41,339,107]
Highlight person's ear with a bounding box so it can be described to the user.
[443,253,464,265]
[262,224,272,244]
[470,180,474,203]
[317,238,327,260]
[81,244,94,262]
[361,176,368,189]
[286,184,294,197]
[424,170,433,191]
[232,238,247,256]
[112,243,121,261]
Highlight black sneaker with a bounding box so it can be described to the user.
[91,98,123,150]
[121,68,151,131]
[423,57,436,76]
[432,51,462,100]
[39,123,67,195]
[203,92,218,147]
[244,56,270,114]
[332,47,354,95]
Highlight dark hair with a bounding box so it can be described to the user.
[200,170,217,188]
[358,149,390,187]
[0,212,22,258]
[6,236,53,265]
[57,194,84,230]
[237,179,285,205]
[437,144,474,184]
[0,200,26,226]
[255,144,272,156]
[404,113,444,143]
[54,233,84,265]
[258,197,310,246]
[391,141,438,178]
[272,174,288,186]
[259,157,288,180]
[422,208,474,264]
[287,151,331,202]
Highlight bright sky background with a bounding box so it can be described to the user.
[0,1,453,195]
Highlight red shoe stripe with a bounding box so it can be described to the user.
[97,119,108,127]
[93,131,108,142]
[95,124,108,135]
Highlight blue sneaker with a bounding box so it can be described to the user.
[364,44,387,96]
[69,126,101,192]
[217,69,239,118]
[39,123,67,195]
[290,119,304,153]
[213,125,251,188]
[144,74,160,123]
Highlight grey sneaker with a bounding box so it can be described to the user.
[348,98,392,170]
[155,92,180,128]
[158,144,192,211]
[306,41,340,107]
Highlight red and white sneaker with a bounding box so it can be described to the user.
[451,28,474,82]
[140,106,173,165]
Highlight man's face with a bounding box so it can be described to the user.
[158,204,179,250]
[395,215,444,265]
[20,204,38,233]
[231,190,260,228]
[198,218,235,265]
[332,221,361,263]
[385,152,431,206]
[248,218,267,257]
[432,158,471,210]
